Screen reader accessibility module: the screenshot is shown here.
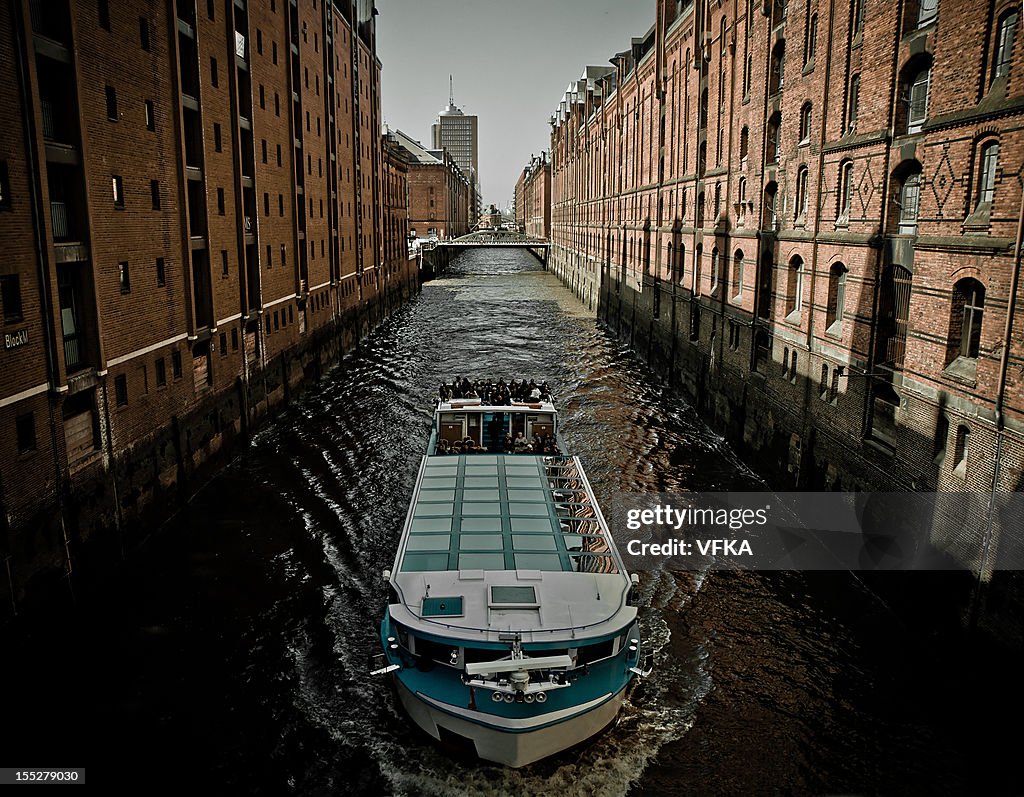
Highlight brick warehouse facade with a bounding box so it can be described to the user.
[0,0,416,617]
[547,0,1024,586]
[388,127,471,241]
[518,151,551,240]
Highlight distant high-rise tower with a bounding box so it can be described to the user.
[431,77,479,224]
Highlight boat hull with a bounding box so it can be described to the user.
[395,678,626,768]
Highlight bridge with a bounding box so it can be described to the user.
[437,231,550,250]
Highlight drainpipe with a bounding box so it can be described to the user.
[12,0,75,601]
[971,168,1024,627]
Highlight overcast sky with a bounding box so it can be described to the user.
[376,0,653,209]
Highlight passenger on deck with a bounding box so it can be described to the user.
[503,434,514,454]
[513,432,530,453]
[438,439,450,455]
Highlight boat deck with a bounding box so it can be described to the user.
[399,454,618,575]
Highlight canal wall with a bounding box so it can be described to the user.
[2,273,420,621]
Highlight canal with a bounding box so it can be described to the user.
[6,248,1019,794]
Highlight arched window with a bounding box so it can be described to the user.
[733,250,744,300]
[838,160,854,220]
[698,141,707,177]
[819,363,829,398]
[805,13,818,64]
[721,16,729,55]
[826,262,847,331]
[763,182,778,230]
[714,181,722,218]
[694,242,703,294]
[795,166,809,219]
[898,170,922,234]
[769,41,786,94]
[846,74,860,135]
[677,241,685,285]
[786,256,803,317]
[766,113,781,164]
[800,102,812,142]
[738,177,748,225]
[740,126,750,167]
[711,247,720,292]
[900,58,931,134]
[877,265,913,368]
[757,253,773,318]
[853,0,865,35]
[949,278,985,362]
[974,140,1000,213]
[696,190,705,228]
[993,9,1018,84]
[744,53,753,96]
[699,88,709,130]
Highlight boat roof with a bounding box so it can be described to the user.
[435,399,556,413]
[388,453,635,641]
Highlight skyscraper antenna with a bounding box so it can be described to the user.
[449,75,453,106]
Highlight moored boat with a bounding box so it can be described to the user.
[373,385,650,767]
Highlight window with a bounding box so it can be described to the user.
[261,139,267,163]
[786,256,803,318]
[953,425,969,475]
[805,13,817,64]
[156,257,165,287]
[847,75,860,134]
[98,0,110,30]
[145,99,155,131]
[769,41,785,94]
[214,122,222,152]
[993,10,1018,83]
[263,192,269,216]
[220,332,227,356]
[744,54,753,96]
[1,274,22,322]
[877,265,913,368]
[281,243,286,266]
[112,175,124,208]
[740,126,749,167]
[277,144,282,166]
[221,249,228,277]
[766,114,781,164]
[0,161,9,209]
[830,366,842,404]
[278,194,284,216]
[903,62,931,134]
[853,0,865,35]
[156,357,167,387]
[949,278,985,362]
[795,166,809,219]
[918,0,938,27]
[139,17,150,51]
[732,251,744,300]
[115,374,128,406]
[16,413,35,453]
[172,349,182,379]
[273,42,278,65]
[150,179,160,210]
[754,329,771,372]
[898,171,921,234]
[838,161,854,220]
[764,183,778,230]
[819,363,829,399]
[211,57,219,88]
[689,302,701,341]
[217,187,225,215]
[260,84,265,109]
[257,29,263,55]
[790,351,799,383]
[118,260,130,293]
[974,141,999,213]
[799,103,812,142]
[738,177,748,225]
[207,0,214,20]
[711,248,720,292]
[106,85,118,120]
[826,262,847,332]
[232,329,238,350]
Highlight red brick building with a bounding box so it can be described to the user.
[548,0,1024,577]
[389,128,470,241]
[514,169,527,232]
[518,151,551,239]
[0,0,412,615]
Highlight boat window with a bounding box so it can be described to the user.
[458,553,506,570]
[509,503,549,517]
[505,476,545,489]
[569,554,619,574]
[490,586,538,604]
[459,517,502,532]
[462,489,500,501]
[576,639,615,666]
[410,517,453,532]
[510,517,554,532]
[414,635,458,665]
[461,501,502,516]
[459,534,504,551]
[513,553,563,570]
[421,596,464,617]
[463,476,500,488]
[512,535,557,551]
[414,502,454,517]
[401,552,450,572]
[407,535,450,552]
[506,489,547,502]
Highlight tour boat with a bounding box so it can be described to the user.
[373,389,650,768]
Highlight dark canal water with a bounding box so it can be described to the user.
[6,249,1020,795]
